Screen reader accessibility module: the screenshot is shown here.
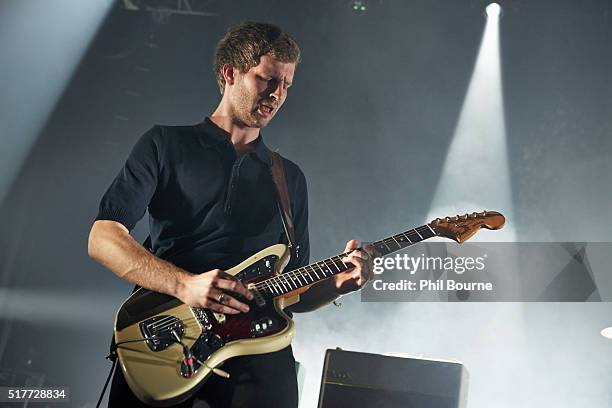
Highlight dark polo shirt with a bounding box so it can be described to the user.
[96,117,309,274]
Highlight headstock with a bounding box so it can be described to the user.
[430,211,505,243]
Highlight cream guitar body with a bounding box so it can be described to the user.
[114,244,301,406]
[112,211,505,406]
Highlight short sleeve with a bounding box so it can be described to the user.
[95,126,161,231]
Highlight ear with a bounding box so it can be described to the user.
[221,64,236,88]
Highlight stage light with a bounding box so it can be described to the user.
[352,0,367,12]
[485,3,502,18]
[427,0,514,241]
[601,327,612,340]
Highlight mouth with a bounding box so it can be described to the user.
[257,102,276,117]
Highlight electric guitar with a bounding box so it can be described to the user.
[113,210,505,406]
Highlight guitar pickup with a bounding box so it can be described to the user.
[247,283,266,307]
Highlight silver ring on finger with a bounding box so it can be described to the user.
[218,293,226,303]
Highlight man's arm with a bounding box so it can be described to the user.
[88,220,252,314]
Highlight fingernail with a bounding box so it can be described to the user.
[243,305,250,313]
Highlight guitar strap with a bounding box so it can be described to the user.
[270,151,297,253]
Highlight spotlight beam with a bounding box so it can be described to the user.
[0,0,114,206]
[427,3,514,241]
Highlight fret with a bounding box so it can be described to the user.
[254,224,441,298]
[414,229,424,240]
[332,254,346,272]
[292,272,302,285]
[392,235,406,249]
[419,225,436,239]
[310,265,321,279]
[402,232,413,244]
[330,257,343,272]
[383,237,401,250]
[425,224,436,236]
[285,274,297,291]
[390,236,403,250]
[280,276,290,290]
[279,278,290,293]
[296,271,308,285]
[317,262,328,277]
[299,270,309,282]
[406,229,422,243]
[317,262,331,276]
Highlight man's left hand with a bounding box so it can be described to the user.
[332,240,376,295]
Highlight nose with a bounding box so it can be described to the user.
[268,80,284,102]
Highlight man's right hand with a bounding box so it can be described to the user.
[177,269,254,314]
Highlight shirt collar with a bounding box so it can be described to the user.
[200,117,272,166]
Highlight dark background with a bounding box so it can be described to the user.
[0,0,611,407]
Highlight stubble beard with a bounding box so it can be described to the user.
[230,81,268,129]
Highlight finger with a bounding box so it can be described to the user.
[215,274,254,300]
[343,239,359,254]
[342,254,372,287]
[347,250,370,261]
[208,288,249,313]
[207,301,242,315]
[342,251,368,269]
[349,249,375,282]
[363,243,380,259]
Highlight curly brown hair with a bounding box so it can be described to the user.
[213,21,301,94]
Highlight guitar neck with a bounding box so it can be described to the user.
[254,224,438,297]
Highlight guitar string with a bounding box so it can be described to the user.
[250,231,433,298]
[144,225,436,333]
[140,217,487,335]
[252,224,435,293]
[257,224,433,287]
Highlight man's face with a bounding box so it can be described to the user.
[227,54,295,128]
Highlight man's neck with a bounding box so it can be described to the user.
[210,103,260,155]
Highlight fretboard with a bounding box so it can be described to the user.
[252,224,438,297]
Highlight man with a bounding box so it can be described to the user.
[88,21,374,407]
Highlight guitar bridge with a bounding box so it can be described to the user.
[139,315,184,351]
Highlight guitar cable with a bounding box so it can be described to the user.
[95,352,117,408]
[170,330,231,379]
[96,333,228,408]
[102,333,230,384]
